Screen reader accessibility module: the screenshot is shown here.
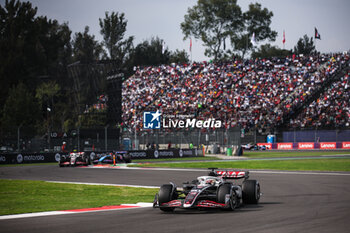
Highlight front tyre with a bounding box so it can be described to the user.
[217,184,236,210]
[159,184,175,212]
[242,180,260,204]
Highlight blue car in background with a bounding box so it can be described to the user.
[91,151,132,164]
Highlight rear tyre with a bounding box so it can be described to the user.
[159,184,175,212]
[242,180,260,204]
[124,155,132,163]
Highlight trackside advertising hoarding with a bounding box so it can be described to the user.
[342,142,350,149]
[277,143,293,150]
[128,149,200,159]
[298,142,315,149]
[0,149,201,164]
[320,142,336,149]
[0,153,65,164]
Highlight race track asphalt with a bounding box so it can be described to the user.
[0,165,350,233]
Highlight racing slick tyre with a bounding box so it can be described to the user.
[242,180,260,204]
[124,155,132,163]
[217,184,236,210]
[159,184,175,212]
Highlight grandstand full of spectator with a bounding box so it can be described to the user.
[121,53,349,132]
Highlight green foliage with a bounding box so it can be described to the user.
[1,82,40,129]
[181,0,276,60]
[232,3,277,58]
[293,34,316,55]
[0,0,38,105]
[35,81,61,106]
[0,0,73,134]
[34,81,71,133]
[72,26,105,63]
[170,49,190,64]
[132,37,170,66]
[181,0,242,61]
[252,44,291,59]
[78,109,107,128]
[99,11,134,66]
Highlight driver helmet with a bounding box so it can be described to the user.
[206,179,216,185]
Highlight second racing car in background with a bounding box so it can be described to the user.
[59,151,132,167]
[59,152,90,167]
[90,151,132,164]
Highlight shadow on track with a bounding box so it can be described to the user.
[155,204,264,215]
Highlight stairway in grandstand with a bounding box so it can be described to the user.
[277,60,350,128]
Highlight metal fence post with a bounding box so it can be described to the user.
[17,125,21,152]
[105,125,108,151]
[77,127,80,151]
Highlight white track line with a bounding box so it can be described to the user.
[116,166,350,176]
[46,181,159,189]
[0,203,154,220]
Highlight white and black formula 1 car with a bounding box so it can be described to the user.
[59,152,90,167]
[153,168,261,212]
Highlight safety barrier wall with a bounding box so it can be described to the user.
[0,149,202,164]
[257,142,350,150]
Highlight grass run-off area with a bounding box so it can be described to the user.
[135,156,219,162]
[130,158,350,172]
[242,150,350,158]
[0,180,158,216]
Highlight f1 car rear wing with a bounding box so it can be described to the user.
[208,168,249,180]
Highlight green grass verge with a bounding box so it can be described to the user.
[243,150,350,158]
[0,180,158,216]
[134,156,218,163]
[129,158,350,172]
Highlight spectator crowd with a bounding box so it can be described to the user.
[121,53,349,132]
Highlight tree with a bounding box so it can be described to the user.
[35,81,64,132]
[181,0,243,61]
[0,0,38,106]
[1,83,40,129]
[132,37,170,66]
[233,3,277,58]
[293,34,316,55]
[181,0,277,60]
[0,0,72,107]
[170,49,190,64]
[72,26,105,63]
[99,11,134,66]
[252,44,291,59]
